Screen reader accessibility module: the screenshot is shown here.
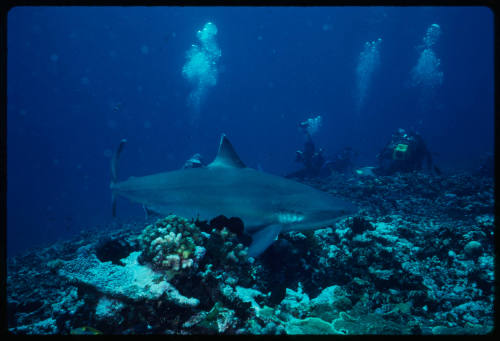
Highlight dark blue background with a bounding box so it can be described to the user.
[7,6,494,256]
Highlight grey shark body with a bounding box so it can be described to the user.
[111,134,356,257]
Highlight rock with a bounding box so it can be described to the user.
[10,317,58,334]
[234,286,269,312]
[183,302,237,333]
[332,311,411,334]
[309,285,352,321]
[52,287,84,317]
[285,317,336,335]
[347,217,373,235]
[95,296,125,323]
[278,283,310,320]
[58,251,199,306]
[432,324,493,335]
[464,241,483,259]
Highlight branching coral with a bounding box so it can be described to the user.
[138,215,206,278]
[139,215,252,283]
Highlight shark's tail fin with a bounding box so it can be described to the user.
[111,139,127,217]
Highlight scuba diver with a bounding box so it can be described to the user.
[286,117,326,179]
[322,146,357,175]
[287,115,358,179]
[182,153,204,169]
[373,128,441,176]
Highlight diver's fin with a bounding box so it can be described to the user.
[111,139,127,217]
[208,134,246,168]
[248,224,282,258]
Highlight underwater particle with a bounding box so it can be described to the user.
[80,77,90,85]
[257,35,263,41]
[50,53,59,62]
[143,120,151,129]
[182,22,221,123]
[19,109,27,116]
[140,45,149,55]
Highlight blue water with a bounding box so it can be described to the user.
[7,6,494,257]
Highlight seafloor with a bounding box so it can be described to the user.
[7,170,495,334]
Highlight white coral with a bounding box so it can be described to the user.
[165,254,181,271]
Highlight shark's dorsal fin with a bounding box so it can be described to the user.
[208,134,246,168]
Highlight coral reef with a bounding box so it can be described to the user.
[7,170,494,335]
[138,215,206,279]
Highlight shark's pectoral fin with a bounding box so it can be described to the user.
[248,224,282,258]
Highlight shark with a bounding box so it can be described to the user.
[110,134,357,257]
